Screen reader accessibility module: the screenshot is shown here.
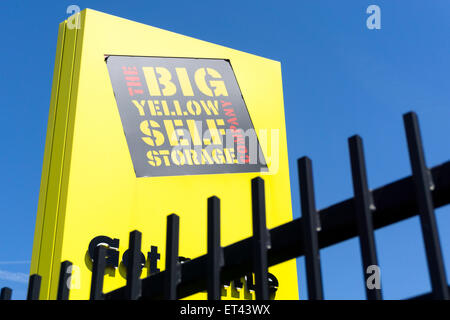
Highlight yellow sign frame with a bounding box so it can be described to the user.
[31,8,298,300]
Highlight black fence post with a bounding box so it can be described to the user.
[90,244,107,300]
[57,260,72,300]
[251,177,270,300]
[298,157,324,300]
[0,287,12,300]
[125,230,142,300]
[404,112,449,300]
[349,135,382,300]
[27,274,41,300]
[207,196,223,300]
[164,214,180,300]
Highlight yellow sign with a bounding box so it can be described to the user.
[106,55,268,177]
[30,8,298,300]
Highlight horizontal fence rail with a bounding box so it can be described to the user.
[1,111,449,300]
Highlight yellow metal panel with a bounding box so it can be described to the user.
[31,21,66,276]
[31,8,298,300]
[31,19,81,299]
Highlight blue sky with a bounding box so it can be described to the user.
[0,1,449,300]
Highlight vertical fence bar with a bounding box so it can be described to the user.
[403,112,449,300]
[348,135,382,300]
[57,260,72,300]
[90,244,107,300]
[125,230,142,300]
[164,214,180,300]
[0,287,12,300]
[298,157,324,300]
[207,196,223,300]
[251,177,270,300]
[27,274,41,300]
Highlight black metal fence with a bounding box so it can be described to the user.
[1,111,449,300]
